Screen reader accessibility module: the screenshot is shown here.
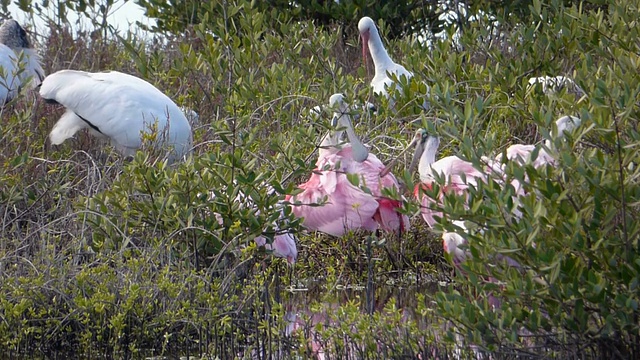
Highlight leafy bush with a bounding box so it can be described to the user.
[429,0,640,357]
[1,0,638,357]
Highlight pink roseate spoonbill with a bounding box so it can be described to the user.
[212,187,298,265]
[442,220,522,270]
[407,129,488,228]
[404,129,494,268]
[485,115,582,221]
[441,220,470,266]
[288,93,409,236]
[253,219,298,265]
[498,115,582,169]
[0,19,44,103]
[40,70,193,163]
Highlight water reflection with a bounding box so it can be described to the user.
[249,280,451,359]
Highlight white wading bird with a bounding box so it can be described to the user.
[40,70,193,163]
[527,75,585,99]
[0,19,45,104]
[358,16,429,110]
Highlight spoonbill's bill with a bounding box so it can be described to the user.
[287,93,409,236]
[0,19,44,103]
[40,70,193,163]
[309,100,377,121]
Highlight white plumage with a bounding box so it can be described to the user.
[358,16,429,110]
[40,70,193,163]
[0,19,44,103]
[308,100,376,121]
[358,16,413,97]
[527,75,585,98]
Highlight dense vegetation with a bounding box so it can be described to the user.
[0,0,638,358]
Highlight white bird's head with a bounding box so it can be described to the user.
[544,115,581,150]
[180,107,200,127]
[380,128,438,178]
[329,93,346,109]
[408,129,440,177]
[0,19,31,49]
[329,93,351,128]
[555,115,581,136]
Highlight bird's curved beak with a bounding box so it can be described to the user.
[408,135,425,173]
[361,29,370,60]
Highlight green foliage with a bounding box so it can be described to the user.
[132,0,445,39]
[428,0,640,356]
[2,0,639,357]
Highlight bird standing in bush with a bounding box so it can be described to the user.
[0,19,44,104]
[40,70,193,163]
[358,16,429,110]
[288,93,409,236]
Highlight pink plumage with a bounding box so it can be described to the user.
[211,186,298,265]
[287,145,409,236]
[412,155,487,228]
[407,130,489,261]
[254,232,298,265]
[288,94,409,236]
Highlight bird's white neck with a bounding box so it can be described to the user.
[367,27,394,75]
[418,136,440,181]
[338,111,368,162]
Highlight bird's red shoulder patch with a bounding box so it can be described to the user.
[413,182,433,197]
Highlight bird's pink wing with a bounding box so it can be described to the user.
[350,152,409,232]
[505,144,556,168]
[414,157,487,228]
[272,233,298,264]
[374,197,410,232]
[289,152,380,236]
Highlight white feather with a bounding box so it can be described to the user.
[0,44,21,102]
[358,16,430,110]
[18,48,44,87]
[527,75,585,98]
[41,70,193,162]
[0,19,45,103]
